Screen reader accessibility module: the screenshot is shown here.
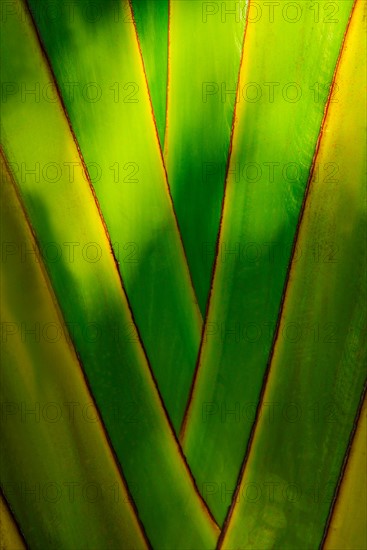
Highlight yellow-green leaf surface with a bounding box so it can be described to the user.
[0,494,26,550]
[27,0,202,432]
[131,0,168,147]
[0,155,147,550]
[324,393,367,550]
[221,1,366,546]
[182,0,355,525]
[165,0,247,314]
[0,5,218,547]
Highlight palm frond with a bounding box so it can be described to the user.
[1,0,365,548]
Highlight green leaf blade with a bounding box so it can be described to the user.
[0,4,218,547]
[324,394,367,550]
[182,0,355,525]
[131,0,168,147]
[27,0,202,432]
[221,1,367,546]
[0,494,26,550]
[0,155,148,550]
[164,0,247,314]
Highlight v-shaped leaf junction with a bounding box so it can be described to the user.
[0,0,366,548]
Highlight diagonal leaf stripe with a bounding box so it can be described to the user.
[0,492,26,550]
[221,1,367,546]
[130,0,169,148]
[324,391,367,550]
[0,5,219,548]
[1,153,148,550]
[27,0,202,433]
[1,0,365,547]
[181,0,355,525]
[164,0,248,315]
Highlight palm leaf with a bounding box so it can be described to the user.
[220,2,366,545]
[27,0,202,432]
[1,4,217,547]
[164,0,247,313]
[0,493,26,550]
[1,154,147,549]
[131,0,169,148]
[1,0,366,548]
[181,0,357,526]
[324,395,367,550]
